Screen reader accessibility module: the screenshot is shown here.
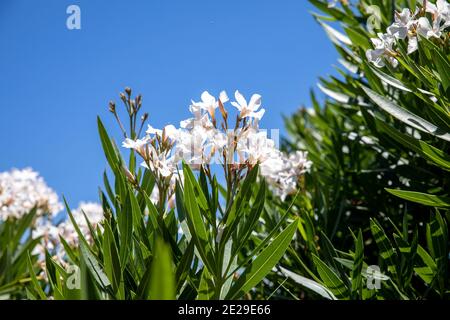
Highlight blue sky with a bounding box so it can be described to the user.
[0,0,337,206]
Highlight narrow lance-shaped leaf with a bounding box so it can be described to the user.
[370,219,398,278]
[351,229,364,296]
[280,267,337,300]
[312,254,350,299]
[385,189,450,208]
[362,86,450,142]
[226,219,298,299]
[149,239,175,300]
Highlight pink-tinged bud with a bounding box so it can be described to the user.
[122,166,137,185]
[218,99,228,122]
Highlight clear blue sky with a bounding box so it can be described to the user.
[0,0,337,205]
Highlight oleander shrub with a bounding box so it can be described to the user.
[23,88,309,300]
[1,0,449,301]
[275,0,450,299]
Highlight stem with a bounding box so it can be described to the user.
[114,114,127,138]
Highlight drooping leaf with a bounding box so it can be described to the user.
[362,86,450,142]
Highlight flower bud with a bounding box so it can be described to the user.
[218,99,228,122]
[122,166,137,185]
[136,94,142,107]
[130,100,136,113]
[108,101,116,113]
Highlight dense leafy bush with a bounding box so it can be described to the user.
[277,0,449,299]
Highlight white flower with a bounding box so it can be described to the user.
[387,8,416,40]
[120,90,312,201]
[146,125,162,136]
[174,126,213,168]
[366,33,398,68]
[31,202,103,267]
[259,150,312,200]
[288,151,313,175]
[0,168,62,220]
[163,124,179,141]
[142,153,177,178]
[237,130,275,165]
[231,90,266,120]
[72,202,104,228]
[32,219,65,265]
[191,91,217,117]
[427,0,450,28]
[210,130,228,150]
[406,36,419,55]
[368,1,450,62]
[416,16,444,39]
[122,136,152,156]
[386,8,421,54]
[180,91,228,130]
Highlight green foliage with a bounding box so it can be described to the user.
[32,97,297,300]
[0,209,40,299]
[277,0,449,300]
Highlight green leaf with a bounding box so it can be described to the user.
[232,181,266,259]
[319,21,352,46]
[362,86,450,142]
[226,219,298,299]
[224,164,259,228]
[426,212,448,294]
[97,117,121,170]
[149,239,175,300]
[197,268,215,300]
[434,49,450,91]
[369,65,412,92]
[345,26,370,49]
[308,0,357,25]
[79,242,112,293]
[385,189,450,208]
[312,254,349,299]
[11,208,37,248]
[175,241,195,292]
[27,253,46,300]
[64,198,90,250]
[102,221,121,294]
[351,229,364,296]
[370,219,398,278]
[182,164,215,275]
[377,121,450,171]
[118,193,134,266]
[280,267,337,300]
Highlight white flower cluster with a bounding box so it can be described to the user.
[0,168,62,221]
[122,90,312,200]
[261,151,311,200]
[32,202,104,265]
[367,0,450,68]
[0,167,105,266]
